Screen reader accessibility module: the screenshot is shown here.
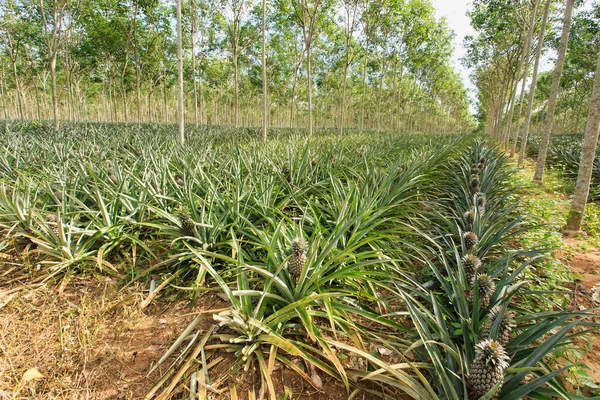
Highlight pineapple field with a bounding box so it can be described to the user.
[525,134,600,202]
[1,121,598,399]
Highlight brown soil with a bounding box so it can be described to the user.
[0,274,369,400]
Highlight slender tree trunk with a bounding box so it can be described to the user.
[360,36,370,133]
[177,0,185,144]
[191,4,199,125]
[262,0,268,143]
[50,54,59,131]
[511,0,540,157]
[534,0,575,182]
[503,77,519,150]
[234,52,239,127]
[518,0,551,167]
[307,36,313,137]
[10,58,24,121]
[564,52,600,235]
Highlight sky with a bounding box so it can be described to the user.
[429,0,478,107]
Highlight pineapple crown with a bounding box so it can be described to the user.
[175,204,190,217]
[462,254,482,270]
[291,237,307,255]
[475,339,509,370]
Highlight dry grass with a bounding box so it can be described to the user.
[0,276,210,400]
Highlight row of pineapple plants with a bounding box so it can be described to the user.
[525,134,600,201]
[399,142,597,399]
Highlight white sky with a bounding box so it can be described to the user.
[429,0,478,107]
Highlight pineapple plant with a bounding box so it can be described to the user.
[463,231,479,253]
[471,273,496,308]
[482,306,516,346]
[467,339,509,399]
[176,205,195,237]
[463,209,475,231]
[462,254,482,282]
[289,238,307,279]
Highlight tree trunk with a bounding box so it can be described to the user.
[511,0,540,157]
[307,36,313,137]
[10,57,24,121]
[360,36,370,133]
[564,52,600,235]
[533,0,575,182]
[191,6,199,125]
[50,54,59,131]
[261,0,268,143]
[177,0,185,144]
[518,0,551,167]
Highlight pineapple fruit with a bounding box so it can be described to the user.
[482,306,516,346]
[289,238,307,279]
[462,254,482,282]
[476,192,487,216]
[471,273,496,308]
[176,205,195,237]
[464,210,476,231]
[463,231,479,253]
[467,339,509,399]
[470,175,480,195]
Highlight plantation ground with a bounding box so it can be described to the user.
[1,123,599,399]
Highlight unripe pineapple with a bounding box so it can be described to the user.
[462,254,482,282]
[478,162,485,170]
[471,166,481,175]
[46,214,59,236]
[311,159,317,168]
[482,306,516,346]
[470,175,480,195]
[468,339,509,399]
[463,231,479,253]
[176,205,195,237]
[464,210,476,231]
[476,192,487,216]
[471,273,496,308]
[175,175,184,186]
[282,162,291,182]
[479,156,486,164]
[289,238,307,279]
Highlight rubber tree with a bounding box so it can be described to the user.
[38,0,70,132]
[510,0,540,157]
[518,0,551,167]
[564,51,600,235]
[533,0,575,182]
[177,0,185,144]
[262,0,268,143]
[291,0,330,137]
